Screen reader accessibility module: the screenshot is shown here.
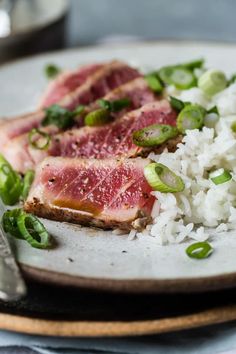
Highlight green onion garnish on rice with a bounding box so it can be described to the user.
[144,162,185,193]
[132,124,178,147]
[177,104,205,133]
[198,69,227,96]
[145,74,163,93]
[159,66,196,90]
[209,168,232,185]
[186,241,213,259]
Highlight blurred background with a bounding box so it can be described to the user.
[0,0,235,63]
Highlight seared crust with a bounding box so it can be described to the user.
[24,198,152,232]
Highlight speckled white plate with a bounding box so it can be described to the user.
[1,41,236,293]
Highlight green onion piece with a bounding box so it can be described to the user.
[159,66,196,89]
[177,104,205,133]
[207,106,219,115]
[0,154,22,205]
[228,74,236,86]
[17,213,51,249]
[144,162,185,193]
[73,105,85,116]
[231,121,236,133]
[182,58,205,70]
[169,96,185,111]
[198,69,227,96]
[204,113,219,128]
[2,209,24,239]
[186,241,213,259]
[42,104,75,129]
[21,170,35,200]
[98,98,131,112]
[28,128,51,150]
[209,168,232,185]
[133,124,178,147]
[84,108,112,126]
[45,64,61,79]
[145,74,163,93]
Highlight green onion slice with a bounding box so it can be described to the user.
[182,58,204,70]
[169,96,185,111]
[45,64,61,79]
[231,121,236,133]
[17,213,51,249]
[0,154,22,205]
[133,124,178,147]
[145,74,163,93]
[228,74,236,86]
[144,162,185,193]
[21,170,35,200]
[207,106,219,115]
[2,209,24,239]
[43,105,74,129]
[204,113,219,128]
[159,66,196,89]
[73,105,85,116]
[177,104,205,133]
[98,98,131,112]
[186,241,213,259]
[84,108,112,126]
[198,69,227,96]
[209,168,232,185]
[28,128,51,150]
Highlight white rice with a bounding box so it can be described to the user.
[133,83,236,245]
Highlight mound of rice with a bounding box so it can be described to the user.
[135,84,236,245]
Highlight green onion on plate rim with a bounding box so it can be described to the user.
[0,154,22,205]
[186,242,213,259]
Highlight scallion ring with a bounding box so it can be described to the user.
[28,128,51,150]
[133,124,178,147]
[177,104,205,133]
[186,242,213,259]
[84,108,112,126]
[2,209,24,239]
[144,162,185,193]
[198,69,227,96]
[98,98,131,112]
[17,213,50,249]
[145,74,163,93]
[0,154,22,205]
[231,121,236,133]
[209,168,232,185]
[45,64,61,79]
[159,66,196,89]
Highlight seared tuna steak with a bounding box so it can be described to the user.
[24,157,155,230]
[3,100,177,173]
[39,63,104,108]
[0,61,140,149]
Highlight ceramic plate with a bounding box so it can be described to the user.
[2,41,236,293]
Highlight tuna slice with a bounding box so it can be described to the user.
[24,157,155,230]
[2,78,158,173]
[39,63,104,108]
[0,61,140,150]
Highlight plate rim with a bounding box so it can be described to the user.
[21,264,236,293]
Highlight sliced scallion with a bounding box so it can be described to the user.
[169,96,185,111]
[84,108,112,126]
[177,104,205,133]
[45,64,61,79]
[231,121,236,133]
[0,154,22,205]
[21,170,35,200]
[98,98,131,112]
[209,168,232,185]
[43,105,74,129]
[17,213,51,249]
[198,69,227,96]
[186,241,213,259]
[159,66,196,89]
[145,74,163,93]
[144,162,185,193]
[133,124,178,147]
[28,128,51,150]
[2,209,24,239]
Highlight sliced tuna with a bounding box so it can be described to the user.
[24,157,155,230]
[39,63,104,108]
[0,61,140,150]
